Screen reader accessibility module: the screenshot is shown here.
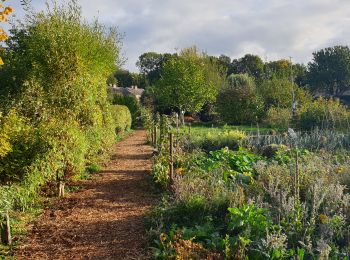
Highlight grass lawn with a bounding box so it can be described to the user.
[179,122,274,135]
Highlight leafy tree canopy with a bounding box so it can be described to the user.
[136,52,175,86]
[155,46,220,114]
[258,78,311,110]
[231,54,264,79]
[114,69,133,88]
[308,45,350,95]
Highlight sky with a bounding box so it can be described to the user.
[5,0,350,72]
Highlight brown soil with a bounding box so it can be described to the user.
[15,130,157,260]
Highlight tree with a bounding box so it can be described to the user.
[307,45,350,95]
[217,74,264,124]
[265,59,291,79]
[114,69,133,88]
[136,52,163,75]
[155,46,218,123]
[262,59,307,87]
[258,78,311,111]
[136,52,175,86]
[293,63,307,87]
[230,54,264,79]
[218,54,231,68]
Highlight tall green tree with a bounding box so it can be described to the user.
[307,45,350,95]
[218,54,231,73]
[265,59,291,79]
[136,52,175,86]
[231,54,264,79]
[114,69,133,88]
[155,47,219,123]
[258,78,311,111]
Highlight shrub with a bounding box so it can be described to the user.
[192,130,247,151]
[265,107,292,129]
[298,97,350,130]
[113,94,140,128]
[260,144,288,158]
[0,1,122,214]
[217,74,264,124]
[110,105,132,135]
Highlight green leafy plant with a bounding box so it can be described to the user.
[110,105,132,135]
[112,94,140,128]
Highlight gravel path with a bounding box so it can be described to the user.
[15,130,156,259]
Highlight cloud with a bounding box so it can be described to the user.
[5,0,350,71]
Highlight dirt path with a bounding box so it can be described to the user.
[16,130,157,259]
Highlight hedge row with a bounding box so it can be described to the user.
[0,2,128,215]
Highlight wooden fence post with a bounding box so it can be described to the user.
[151,127,154,146]
[59,180,65,198]
[295,150,299,202]
[169,133,174,182]
[1,211,12,245]
[154,126,157,148]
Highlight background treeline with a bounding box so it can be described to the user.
[0,2,131,216]
[125,45,350,131]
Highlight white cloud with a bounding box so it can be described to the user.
[5,0,350,71]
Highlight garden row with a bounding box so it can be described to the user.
[0,2,131,249]
[146,114,350,259]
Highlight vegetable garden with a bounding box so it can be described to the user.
[146,114,350,259]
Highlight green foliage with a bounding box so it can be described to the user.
[110,105,132,135]
[86,164,102,174]
[265,59,292,79]
[217,74,264,124]
[113,69,133,88]
[308,45,350,95]
[155,46,220,114]
[113,94,140,127]
[298,97,350,130]
[265,107,292,129]
[106,73,118,86]
[200,148,260,185]
[148,123,350,258]
[258,78,311,110]
[192,130,247,151]
[0,1,124,218]
[231,54,265,79]
[152,158,170,189]
[228,204,271,240]
[136,52,175,87]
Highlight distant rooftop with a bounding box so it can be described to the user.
[109,86,144,100]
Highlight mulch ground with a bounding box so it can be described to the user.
[15,130,157,259]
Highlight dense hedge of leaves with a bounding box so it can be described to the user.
[112,94,141,128]
[110,105,132,134]
[298,97,350,130]
[0,1,127,213]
